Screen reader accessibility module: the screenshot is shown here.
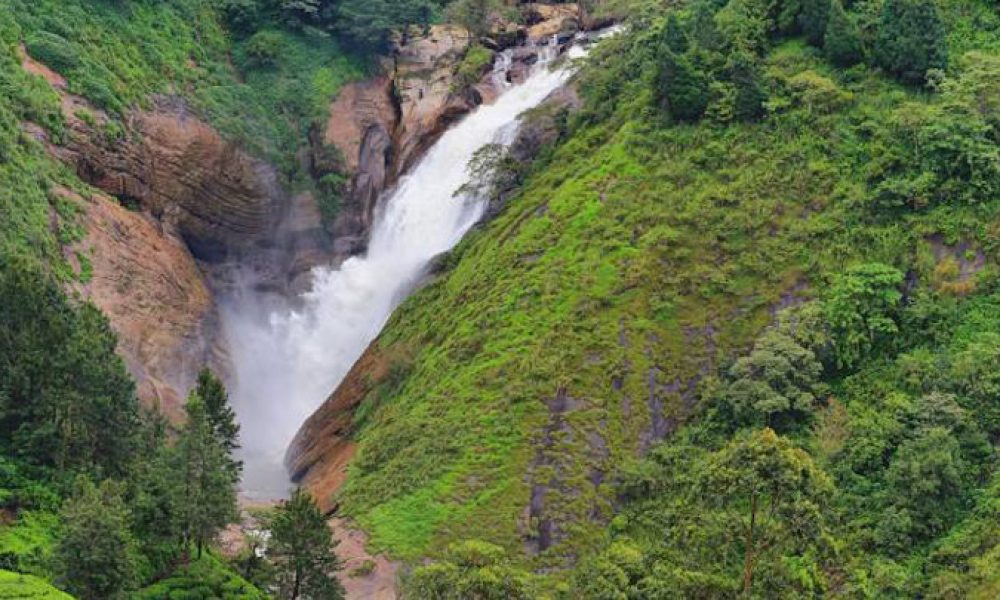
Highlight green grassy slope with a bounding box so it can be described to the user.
[333,0,1000,585]
[0,570,72,599]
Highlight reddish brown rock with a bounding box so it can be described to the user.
[322,76,399,258]
[65,187,215,421]
[286,342,390,513]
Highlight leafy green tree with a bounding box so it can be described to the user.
[873,0,947,84]
[876,427,966,553]
[824,0,862,66]
[406,540,536,599]
[699,428,834,596]
[799,0,830,46]
[822,263,903,369]
[53,477,137,600]
[268,488,345,600]
[656,49,710,122]
[722,329,825,430]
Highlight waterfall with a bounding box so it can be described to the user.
[221,32,612,500]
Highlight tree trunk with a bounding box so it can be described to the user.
[742,492,757,596]
[291,567,301,600]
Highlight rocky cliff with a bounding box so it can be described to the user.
[20,46,309,416]
[320,25,481,261]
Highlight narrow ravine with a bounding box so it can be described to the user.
[221,35,601,500]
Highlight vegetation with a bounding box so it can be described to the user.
[266,489,345,600]
[0,259,253,594]
[307,0,1000,597]
[7,0,1000,596]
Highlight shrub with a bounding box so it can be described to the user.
[24,32,79,74]
[244,30,284,67]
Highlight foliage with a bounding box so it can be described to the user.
[573,429,835,598]
[0,258,139,478]
[872,0,947,84]
[52,477,137,600]
[405,540,537,599]
[0,570,71,599]
[131,552,266,600]
[719,327,825,431]
[267,488,345,600]
[821,263,903,370]
[823,0,862,67]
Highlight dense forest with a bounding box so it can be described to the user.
[4,0,1000,598]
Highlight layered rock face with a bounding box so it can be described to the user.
[321,25,480,261]
[20,48,292,416]
[59,102,284,263]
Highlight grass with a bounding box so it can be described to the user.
[0,570,70,599]
[331,1,1000,575]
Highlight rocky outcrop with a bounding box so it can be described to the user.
[286,341,390,513]
[321,75,399,258]
[524,3,581,41]
[392,25,478,175]
[319,26,482,260]
[64,187,216,421]
[55,101,284,263]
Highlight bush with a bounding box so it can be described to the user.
[24,32,79,74]
[244,30,284,67]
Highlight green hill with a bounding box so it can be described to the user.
[326,0,1000,596]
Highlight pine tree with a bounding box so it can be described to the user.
[178,394,239,558]
[656,50,710,122]
[824,0,863,67]
[799,0,831,47]
[54,477,137,600]
[873,0,947,84]
[663,13,689,54]
[268,489,345,600]
[196,368,241,460]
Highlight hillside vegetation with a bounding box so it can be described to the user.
[315,0,1000,596]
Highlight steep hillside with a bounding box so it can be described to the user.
[291,0,1000,595]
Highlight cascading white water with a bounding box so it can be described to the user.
[222,32,611,499]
